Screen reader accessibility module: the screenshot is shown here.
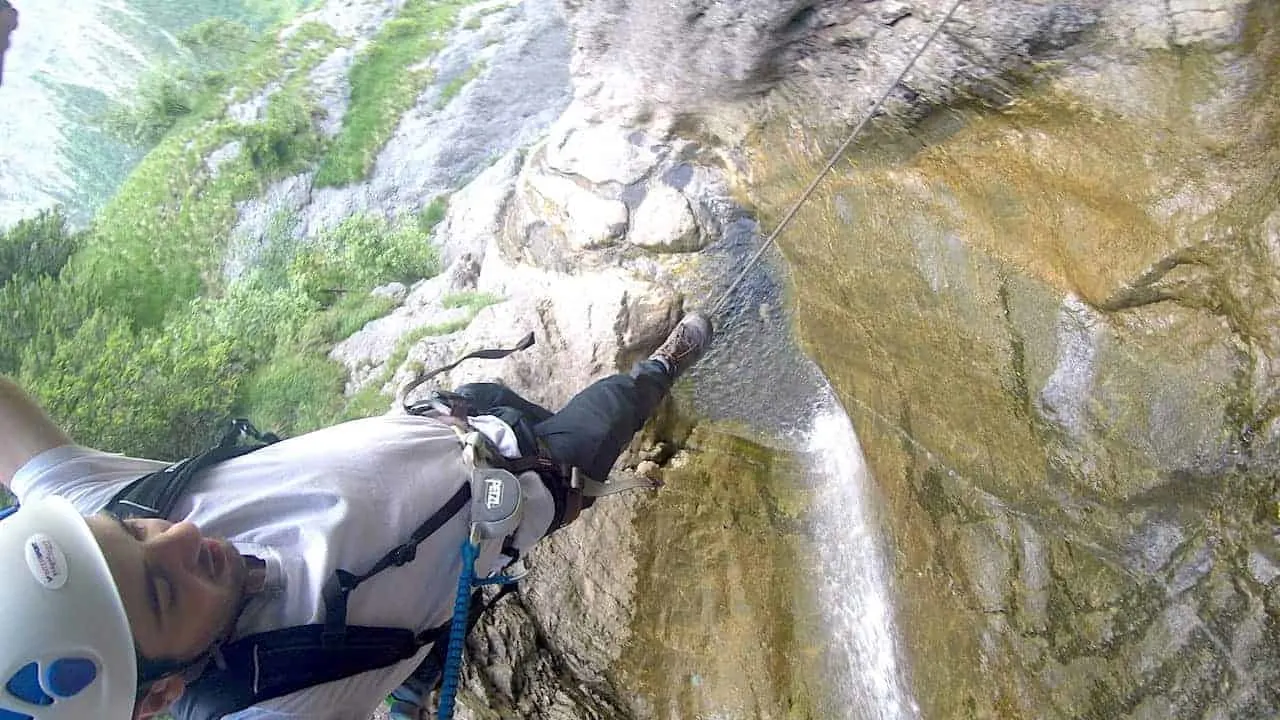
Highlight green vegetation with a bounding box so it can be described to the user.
[0,208,81,287]
[77,22,337,331]
[20,310,242,460]
[441,290,502,314]
[314,0,474,187]
[463,3,511,29]
[436,60,486,109]
[239,352,349,435]
[289,214,439,304]
[104,19,258,146]
[0,211,89,376]
[338,293,503,421]
[417,194,450,236]
[241,87,325,173]
[1,3,483,457]
[2,203,439,456]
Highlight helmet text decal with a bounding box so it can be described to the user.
[24,533,69,589]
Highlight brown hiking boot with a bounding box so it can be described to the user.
[649,311,714,379]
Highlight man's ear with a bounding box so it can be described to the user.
[133,675,186,720]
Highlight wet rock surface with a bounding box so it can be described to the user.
[744,4,1280,715]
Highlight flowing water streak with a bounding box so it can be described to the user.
[805,386,919,720]
[0,0,160,226]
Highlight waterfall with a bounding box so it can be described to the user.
[804,386,919,720]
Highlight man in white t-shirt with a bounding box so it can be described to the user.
[0,313,712,720]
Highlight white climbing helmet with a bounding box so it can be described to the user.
[0,496,136,719]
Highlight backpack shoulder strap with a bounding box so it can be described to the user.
[320,483,471,641]
[171,622,450,720]
[105,419,279,520]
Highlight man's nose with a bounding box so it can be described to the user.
[146,520,203,571]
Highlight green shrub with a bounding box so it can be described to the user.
[417,195,450,237]
[178,17,257,53]
[104,20,257,147]
[241,88,324,173]
[103,67,201,146]
[186,277,314,366]
[0,276,95,376]
[69,135,258,329]
[288,215,439,305]
[0,208,81,285]
[19,311,240,459]
[238,350,347,435]
[295,292,398,347]
[436,60,486,109]
[0,209,85,372]
[440,290,502,314]
[340,384,394,421]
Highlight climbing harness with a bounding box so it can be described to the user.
[433,439,528,720]
[707,0,966,319]
[403,389,653,720]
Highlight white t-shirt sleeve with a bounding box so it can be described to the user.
[10,445,170,515]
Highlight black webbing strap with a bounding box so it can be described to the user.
[173,622,450,720]
[107,446,265,520]
[321,482,472,644]
[399,332,536,406]
[419,331,534,385]
[107,419,279,520]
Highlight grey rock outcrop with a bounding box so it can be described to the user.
[558,0,1251,127]
[225,0,573,272]
[629,184,702,253]
[503,113,739,273]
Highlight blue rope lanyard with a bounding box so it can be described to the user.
[436,536,479,720]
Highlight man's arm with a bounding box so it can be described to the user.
[0,375,72,489]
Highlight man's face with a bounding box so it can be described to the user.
[85,514,247,664]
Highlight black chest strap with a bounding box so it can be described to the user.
[106,419,279,520]
[171,621,451,720]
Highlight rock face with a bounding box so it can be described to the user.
[216,0,1280,717]
[204,0,810,715]
[548,0,1278,717]
[716,1,1277,718]
[225,0,575,276]
[501,113,724,273]
[557,0,1253,132]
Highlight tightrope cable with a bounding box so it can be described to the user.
[707,0,965,318]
